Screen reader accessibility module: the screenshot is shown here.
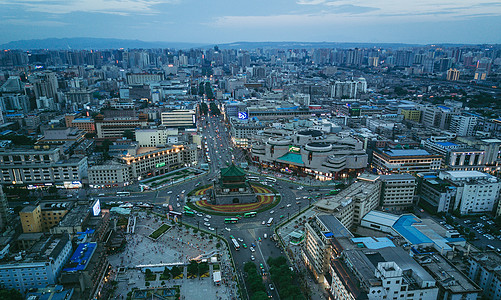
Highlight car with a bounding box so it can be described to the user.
[167,191,173,194]
[23,202,29,205]
[264,234,268,239]
[262,221,266,225]
[251,255,255,261]
[251,243,256,247]
[260,263,264,270]
[280,215,285,219]
[197,213,203,217]
[237,238,244,242]
[269,284,274,291]
[250,247,255,252]
[208,227,215,231]
[204,218,209,222]
[176,203,180,207]
[270,210,274,214]
[258,237,262,242]
[242,243,247,248]
[280,206,285,209]
[204,222,210,227]
[181,190,185,193]
[225,227,231,232]
[206,215,212,219]
[286,204,291,207]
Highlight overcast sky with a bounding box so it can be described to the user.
[1,0,500,45]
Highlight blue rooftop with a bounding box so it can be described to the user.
[383,149,431,156]
[63,242,97,272]
[436,142,458,147]
[437,105,451,110]
[277,152,304,165]
[392,215,433,245]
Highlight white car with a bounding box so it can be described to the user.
[286,204,291,207]
[204,222,210,227]
[262,221,266,225]
[167,191,173,194]
[204,218,209,222]
[237,238,244,242]
[225,227,231,232]
[176,203,180,207]
[206,215,212,219]
[181,190,185,193]
[197,213,203,217]
[208,227,215,231]
[250,255,255,261]
[270,210,274,214]
[250,247,255,252]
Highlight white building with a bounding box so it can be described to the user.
[467,252,501,300]
[450,115,477,136]
[379,174,417,213]
[330,78,367,99]
[88,162,132,188]
[439,170,501,215]
[135,128,179,147]
[160,110,196,128]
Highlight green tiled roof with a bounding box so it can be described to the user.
[277,152,304,165]
[220,163,246,178]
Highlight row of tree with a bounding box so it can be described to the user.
[209,102,221,115]
[267,256,305,300]
[243,262,269,300]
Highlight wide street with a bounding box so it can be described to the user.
[93,107,332,299]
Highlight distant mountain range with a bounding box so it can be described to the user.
[0,37,486,50]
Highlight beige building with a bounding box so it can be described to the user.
[20,205,42,233]
[400,109,421,122]
[88,162,132,188]
[120,144,197,178]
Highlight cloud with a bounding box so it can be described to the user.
[0,0,179,15]
[0,18,67,26]
[212,0,501,28]
[297,0,326,5]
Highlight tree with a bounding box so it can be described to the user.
[122,130,134,140]
[198,262,209,275]
[244,262,257,273]
[162,267,171,280]
[216,242,221,249]
[250,291,268,300]
[188,260,199,277]
[0,288,23,300]
[170,266,182,278]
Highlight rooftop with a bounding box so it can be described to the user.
[351,237,396,249]
[277,152,304,165]
[362,211,399,227]
[380,149,432,157]
[63,242,97,272]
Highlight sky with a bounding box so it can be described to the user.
[1,0,501,45]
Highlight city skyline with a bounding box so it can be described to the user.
[1,0,501,45]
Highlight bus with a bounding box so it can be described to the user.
[248,176,260,181]
[225,218,239,224]
[184,206,192,211]
[184,210,195,216]
[231,238,240,250]
[116,191,131,197]
[267,218,274,227]
[169,211,182,217]
[244,212,257,218]
[265,177,277,183]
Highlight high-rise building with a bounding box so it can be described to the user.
[446,68,460,81]
[450,114,477,136]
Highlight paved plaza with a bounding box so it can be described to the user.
[109,211,239,300]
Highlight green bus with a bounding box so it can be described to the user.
[329,189,341,195]
[244,212,257,218]
[184,206,192,211]
[184,210,195,216]
[225,218,238,224]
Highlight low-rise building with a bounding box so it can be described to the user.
[0,146,87,186]
[119,144,197,178]
[0,234,72,293]
[467,252,501,300]
[88,162,132,188]
[379,174,417,213]
[372,148,442,174]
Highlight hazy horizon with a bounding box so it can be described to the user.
[1,0,501,45]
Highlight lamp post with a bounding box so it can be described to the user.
[197,221,200,231]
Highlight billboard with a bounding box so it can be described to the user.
[238,112,248,120]
[92,199,101,216]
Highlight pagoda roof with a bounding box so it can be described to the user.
[220,163,246,178]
